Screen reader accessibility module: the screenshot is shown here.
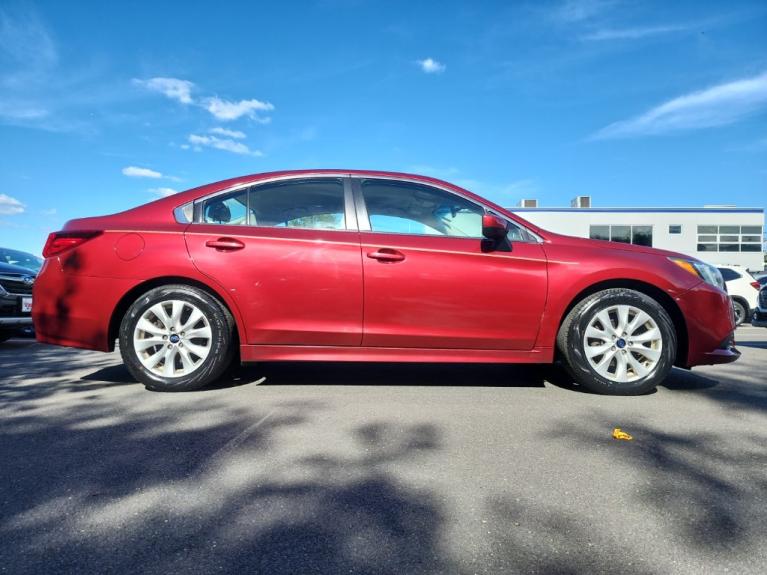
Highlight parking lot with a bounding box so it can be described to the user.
[1,326,765,574]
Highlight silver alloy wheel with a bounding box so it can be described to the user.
[732,301,745,325]
[133,300,212,378]
[582,304,663,383]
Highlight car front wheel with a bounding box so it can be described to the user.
[119,284,236,391]
[557,288,676,395]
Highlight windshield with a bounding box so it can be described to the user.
[0,248,43,272]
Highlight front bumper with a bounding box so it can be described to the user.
[752,307,767,328]
[676,281,740,367]
[0,317,33,327]
[1,293,32,329]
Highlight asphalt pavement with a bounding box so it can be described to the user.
[1,326,766,574]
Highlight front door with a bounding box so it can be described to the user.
[185,177,363,346]
[356,178,547,350]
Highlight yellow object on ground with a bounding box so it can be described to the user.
[612,428,633,441]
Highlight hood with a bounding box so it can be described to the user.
[0,261,38,276]
[544,231,692,261]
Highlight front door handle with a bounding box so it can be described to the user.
[367,248,406,263]
[205,237,245,251]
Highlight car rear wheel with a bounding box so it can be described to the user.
[557,288,676,395]
[731,299,747,326]
[119,284,236,391]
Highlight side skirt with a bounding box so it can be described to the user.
[240,344,554,364]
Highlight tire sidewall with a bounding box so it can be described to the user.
[567,291,676,395]
[119,286,232,391]
[731,299,746,326]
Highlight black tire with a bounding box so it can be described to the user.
[0,332,12,343]
[556,288,676,396]
[731,299,747,326]
[119,284,236,391]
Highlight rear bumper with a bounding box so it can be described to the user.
[32,259,136,351]
[676,282,740,367]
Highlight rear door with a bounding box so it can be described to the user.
[185,176,363,346]
[354,177,547,350]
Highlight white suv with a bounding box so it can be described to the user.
[717,266,760,325]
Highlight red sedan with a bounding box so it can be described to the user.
[33,170,739,394]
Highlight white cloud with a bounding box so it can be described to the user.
[209,126,246,139]
[553,0,616,23]
[417,58,446,74]
[122,166,163,178]
[42,208,57,216]
[0,194,25,215]
[583,24,688,41]
[188,134,263,157]
[148,187,179,198]
[133,77,195,104]
[593,71,767,139]
[203,96,274,121]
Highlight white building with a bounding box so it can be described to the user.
[509,198,765,271]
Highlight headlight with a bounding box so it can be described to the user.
[669,258,725,290]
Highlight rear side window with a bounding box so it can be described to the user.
[203,190,248,225]
[361,179,483,238]
[718,268,741,282]
[249,178,345,230]
[199,178,346,230]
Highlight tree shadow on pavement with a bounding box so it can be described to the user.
[544,413,767,564]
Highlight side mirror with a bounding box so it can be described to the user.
[482,213,509,241]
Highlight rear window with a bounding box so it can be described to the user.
[718,268,741,282]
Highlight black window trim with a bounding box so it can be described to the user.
[189,174,357,232]
[350,175,541,243]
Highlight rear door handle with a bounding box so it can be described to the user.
[367,248,406,263]
[205,238,245,251]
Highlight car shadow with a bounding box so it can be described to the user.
[82,361,566,390]
[81,361,734,396]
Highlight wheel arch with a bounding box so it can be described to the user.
[557,278,688,367]
[107,276,243,351]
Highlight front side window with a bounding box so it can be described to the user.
[361,179,483,238]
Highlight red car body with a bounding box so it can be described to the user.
[33,170,738,369]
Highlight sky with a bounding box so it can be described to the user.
[0,0,766,254]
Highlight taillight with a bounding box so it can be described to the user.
[751,281,760,290]
[42,231,102,258]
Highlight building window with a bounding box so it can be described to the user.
[589,225,609,241]
[696,225,763,253]
[632,226,652,246]
[589,225,653,246]
[668,225,681,234]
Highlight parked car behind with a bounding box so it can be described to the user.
[0,261,35,342]
[717,266,760,325]
[33,170,739,395]
[753,284,767,328]
[0,247,43,273]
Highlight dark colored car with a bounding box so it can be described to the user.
[33,170,739,394]
[0,262,35,342]
[0,247,43,273]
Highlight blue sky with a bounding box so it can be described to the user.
[1,0,766,254]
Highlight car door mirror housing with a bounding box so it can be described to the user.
[482,213,509,241]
